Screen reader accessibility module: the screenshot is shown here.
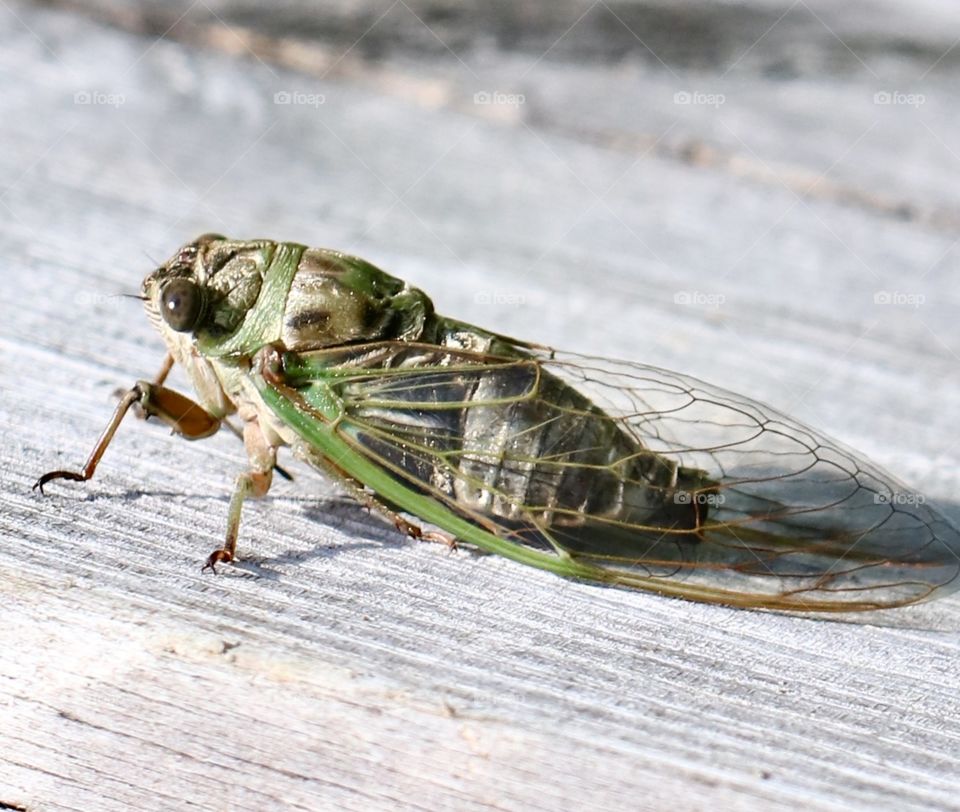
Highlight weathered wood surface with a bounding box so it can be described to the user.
[2,1,959,809]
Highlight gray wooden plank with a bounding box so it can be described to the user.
[45,0,960,221]
[1,2,959,810]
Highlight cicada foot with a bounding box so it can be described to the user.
[32,470,87,495]
[393,517,457,552]
[394,516,422,539]
[202,548,234,574]
[423,530,458,553]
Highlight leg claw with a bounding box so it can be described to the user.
[424,531,458,552]
[394,517,422,539]
[202,549,234,574]
[396,519,457,552]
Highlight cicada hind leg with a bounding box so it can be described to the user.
[312,455,457,552]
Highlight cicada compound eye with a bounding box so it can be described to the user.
[160,278,205,332]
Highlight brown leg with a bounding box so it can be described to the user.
[317,458,457,551]
[152,353,174,386]
[33,387,143,494]
[34,369,222,494]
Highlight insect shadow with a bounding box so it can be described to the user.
[52,485,960,629]
[219,493,467,578]
[34,485,393,581]
[299,496,466,552]
[69,485,457,558]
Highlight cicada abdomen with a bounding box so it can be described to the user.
[333,346,716,564]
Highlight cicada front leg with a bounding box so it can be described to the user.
[33,361,221,494]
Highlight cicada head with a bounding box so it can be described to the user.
[141,235,278,417]
[142,234,272,346]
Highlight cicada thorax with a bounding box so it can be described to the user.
[279,248,435,351]
[148,237,440,414]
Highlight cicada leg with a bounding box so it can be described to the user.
[33,364,221,494]
[222,419,293,481]
[367,494,459,552]
[203,418,276,573]
[153,352,175,386]
[315,457,457,551]
[365,490,458,552]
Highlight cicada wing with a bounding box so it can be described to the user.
[265,340,960,612]
[537,351,960,607]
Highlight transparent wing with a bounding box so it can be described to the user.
[273,340,960,612]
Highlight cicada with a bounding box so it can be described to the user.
[35,235,960,613]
